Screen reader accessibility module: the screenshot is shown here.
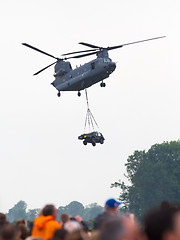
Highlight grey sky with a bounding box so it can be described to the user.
[0,0,179,213]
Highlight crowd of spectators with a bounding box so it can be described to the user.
[1,199,180,240]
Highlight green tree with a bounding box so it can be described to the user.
[83,203,103,220]
[58,201,84,219]
[7,200,27,222]
[26,209,39,221]
[112,141,180,218]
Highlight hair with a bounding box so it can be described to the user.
[42,204,55,216]
[65,230,88,240]
[17,224,29,240]
[100,216,125,240]
[0,225,19,240]
[15,219,26,226]
[60,214,70,224]
[52,229,68,240]
[144,201,180,240]
[0,213,6,226]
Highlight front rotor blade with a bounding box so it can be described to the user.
[22,43,59,60]
[79,42,101,49]
[62,49,98,56]
[107,36,166,51]
[67,51,98,59]
[33,61,57,75]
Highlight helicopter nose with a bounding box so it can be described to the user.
[109,62,116,72]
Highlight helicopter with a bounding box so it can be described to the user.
[22,36,165,97]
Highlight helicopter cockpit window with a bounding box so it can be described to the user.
[69,63,72,69]
[103,58,111,63]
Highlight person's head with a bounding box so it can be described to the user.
[60,214,70,225]
[53,229,68,240]
[0,213,7,227]
[65,230,89,240]
[0,225,20,240]
[105,199,121,215]
[144,201,180,240]
[16,224,29,240]
[15,219,27,227]
[64,221,82,233]
[100,216,126,240]
[42,204,57,219]
[122,214,142,240]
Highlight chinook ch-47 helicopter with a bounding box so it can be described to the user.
[22,36,165,97]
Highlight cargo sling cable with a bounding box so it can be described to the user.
[78,89,105,146]
[84,89,99,133]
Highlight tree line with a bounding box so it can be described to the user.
[6,200,103,222]
[112,141,180,219]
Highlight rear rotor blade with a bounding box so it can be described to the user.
[22,43,59,60]
[62,49,98,56]
[107,36,166,51]
[33,61,57,75]
[79,42,101,49]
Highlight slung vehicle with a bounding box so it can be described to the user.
[78,131,105,146]
[22,36,165,97]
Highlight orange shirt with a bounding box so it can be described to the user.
[32,215,61,240]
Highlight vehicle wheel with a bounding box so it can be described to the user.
[57,92,61,97]
[100,138,104,144]
[83,140,87,145]
[91,137,96,146]
[103,82,106,87]
[78,91,81,97]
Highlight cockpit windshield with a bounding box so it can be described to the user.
[103,58,112,63]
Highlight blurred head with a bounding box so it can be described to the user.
[0,213,7,227]
[60,214,70,225]
[0,225,20,240]
[16,224,29,240]
[105,199,121,215]
[64,221,82,233]
[16,219,27,227]
[144,202,180,240]
[53,229,68,240]
[65,230,89,240]
[42,204,57,219]
[122,215,142,240]
[100,216,126,240]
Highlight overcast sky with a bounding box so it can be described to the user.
[0,0,179,213]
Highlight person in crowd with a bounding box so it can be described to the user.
[0,225,20,240]
[31,204,61,240]
[51,229,68,240]
[16,224,29,240]
[144,201,180,240]
[0,213,8,230]
[60,214,70,227]
[15,220,27,227]
[100,216,127,240]
[94,198,121,230]
[65,230,89,240]
[63,221,82,233]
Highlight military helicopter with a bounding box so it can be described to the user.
[22,36,165,97]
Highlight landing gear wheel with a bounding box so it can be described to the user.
[100,138,104,144]
[92,142,96,146]
[83,140,87,145]
[100,82,106,87]
[78,91,81,97]
[57,92,61,97]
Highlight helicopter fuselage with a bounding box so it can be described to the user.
[51,57,116,92]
